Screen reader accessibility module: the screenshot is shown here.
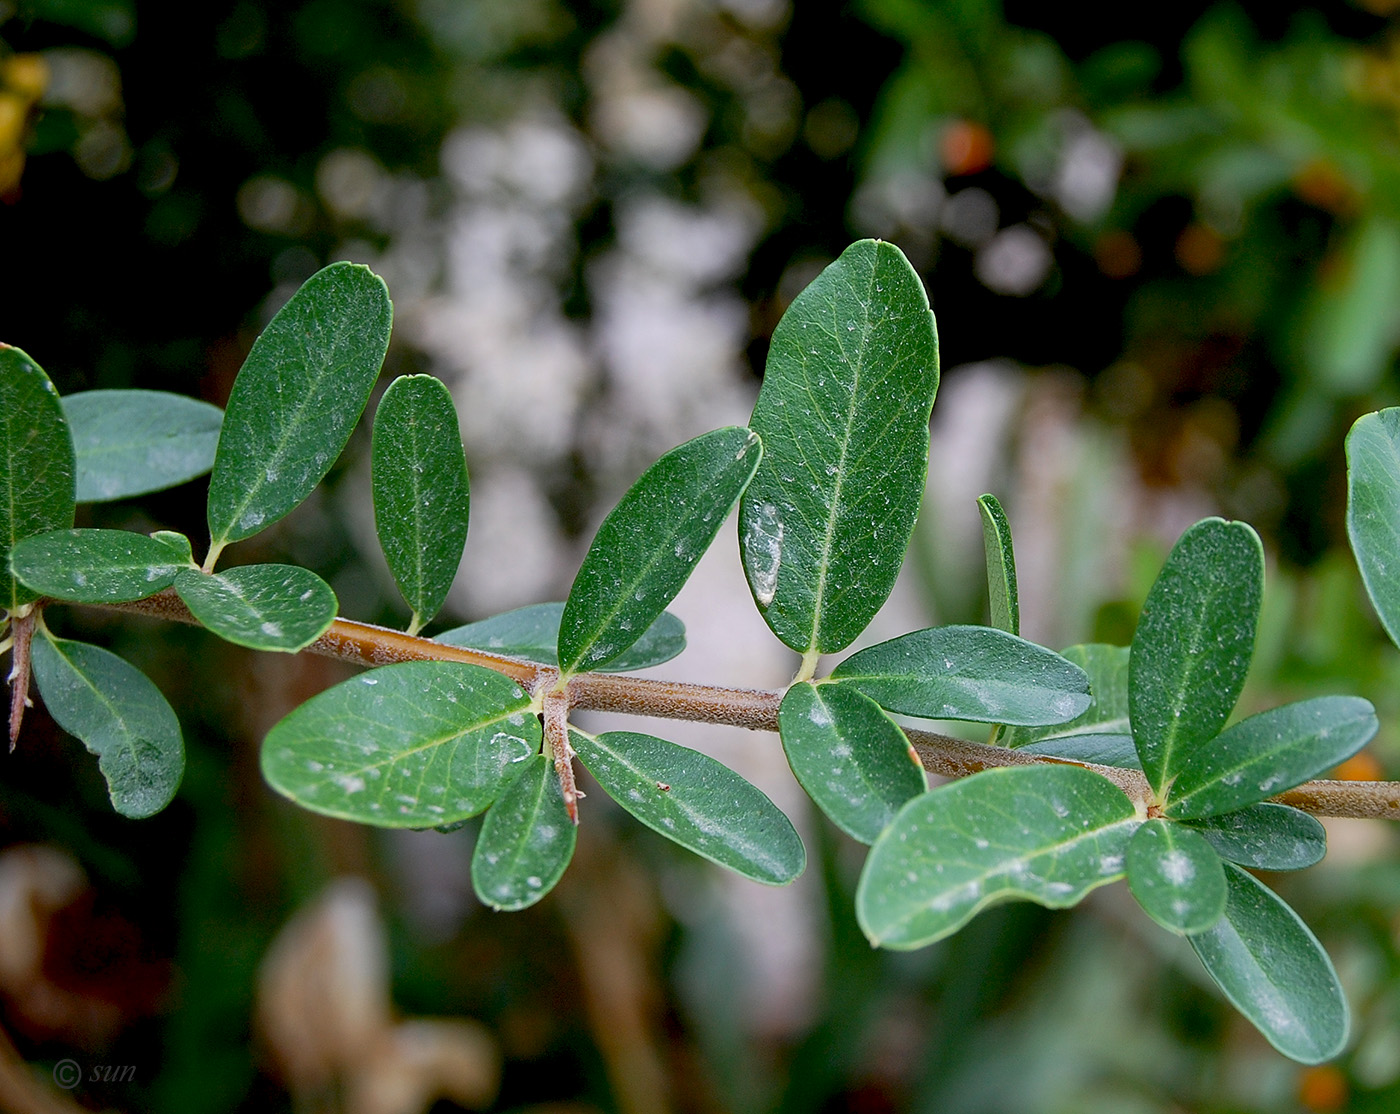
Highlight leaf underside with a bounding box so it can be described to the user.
[1346,408,1400,649]
[1184,804,1326,872]
[436,603,685,673]
[978,493,1019,635]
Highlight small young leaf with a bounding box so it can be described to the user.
[371,375,470,632]
[778,682,924,845]
[977,493,1019,635]
[558,427,761,675]
[472,754,575,911]
[1,345,75,611]
[1346,408,1400,648]
[62,389,223,502]
[740,239,940,654]
[150,531,195,564]
[1184,804,1326,872]
[206,263,392,551]
[174,565,337,652]
[1016,733,1141,769]
[11,528,196,603]
[857,765,1138,949]
[262,662,538,828]
[30,631,184,818]
[569,729,805,885]
[436,603,685,673]
[1125,819,1227,935]
[1190,864,1349,1064]
[1003,644,1129,747]
[1130,518,1263,799]
[830,625,1091,726]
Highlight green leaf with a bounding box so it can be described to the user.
[11,529,196,603]
[150,531,195,564]
[569,729,805,884]
[471,754,575,911]
[830,625,1091,726]
[739,239,940,654]
[0,346,75,611]
[1190,864,1349,1064]
[1346,408,1400,649]
[174,565,337,652]
[857,765,1138,949]
[1130,518,1263,799]
[30,632,183,818]
[1184,804,1326,872]
[436,603,685,673]
[261,661,538,828]
[371,375,470,632]
[206,263,392,552]
[1165,696,1377,819]
[26,0,135,45]
[1017,733,1141,769]
[778,681,924,844]
[1004,644,1130,747]
[1125,819,1227,935]
[62,390,223,502]
[558,427,761,675]
[977,493,1019,635]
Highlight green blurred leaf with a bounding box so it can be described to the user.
[830,625,1090,725]
[1125,819,1227,935]
[740,239,939,654]
[1004,644,1130,747]
[471,754,575,911]
[371,375,469,632]
[30,631,183,818]
[778,681,924,845]
[977,493,1018,635]
[558,427,760,675]
[570,728,805,884]
[62,390,223,502]
[174,565,337,652]
[1303,216,1400,395]
[857,765,1138,949]
[1347,408,1400,649]
[1165,696,1377,819]
[261,662,537,828]
[11,528,195,602]
[1190,864,1349,1064]
[23,0,135,45]
[436,603,685,673]
[1016,733,1141,769]
[0,346,75,612]
[206,263,392,552]
[1130,518,1262,799]
[1184,804,1326,872]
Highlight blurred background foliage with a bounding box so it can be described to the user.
[7,0,1400,1111]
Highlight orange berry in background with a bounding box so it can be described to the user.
[1333,750,1384,781]
[1175,223,1226,275]
[1298,1064,1348,1112]
[1095,230,1142,278]
[941,120,994,177]
[1293,158,1358,216]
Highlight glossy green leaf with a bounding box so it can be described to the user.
[857,765,1138,949]
[977,493,1018,635]
[261,661,538,828]
[779,681,924,845]
[570,729,805,884]
[1165,696,1377,819]
[1125,819,1227,935]
[30,631,183,818]
[11,529,196,603]
[1130,518,1263,798]
[0,346,75,611]
[1184,804,1326,872]
[739,239,939,655]
[206,263,392,551]
[174,565,337,652]
[558,427,761,675]
[371,375,470,632]
[62,390,223,502]
[436,603,685,673]
[1004,644,1130,747]
[830,625,1091,726]
[1346,408,1400,649]
[472,754,575,911]
[1017,733,1141,769]
[150,531,195,564]
[1190,864,1349,1064]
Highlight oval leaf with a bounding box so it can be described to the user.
[1189,864,1349,1064]
[1004,644,1130,747]
[206,263,392,550]
[437,603,685,673]
[472,754,575,911]
[30,632,184,818]
[1017,733,1141,769]
[830,625,1091,726]
[11,528,195,603]
[1347,409,1400,649]
[977,493,1019,635]
[371,375,470,632]
[570,729,805,885]
[779,681,924,844]
[175,565,337,652]
[262,661,538,828]
[1131,518,1263,799]
[1125,819,1227,935]
[62,389,223,502]
[1184,804,1326,872]
[558,427,761,675]
[740,239,940,654]
[857,765,1138,949]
